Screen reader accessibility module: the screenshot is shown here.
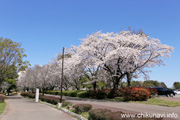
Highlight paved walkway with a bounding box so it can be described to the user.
[46,94,180,120]
[0,94,75,120]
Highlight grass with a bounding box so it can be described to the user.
[0,102,6,114]
[79,112,89,119]
[132,98,180,107]
[62,105,89,119]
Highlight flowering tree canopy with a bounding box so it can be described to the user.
[18,30,173,90]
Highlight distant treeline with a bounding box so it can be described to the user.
[120,80,167,88]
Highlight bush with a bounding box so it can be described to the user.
[21,92,60,105]
[44,88,151,101]
[147,88,158,97]
[45,91,60,95]
[62,101,72,107]
[88,109,163,120]
[66,91,78,97]
[73,104,92,113]
[88,109,111,120]
[121,87,150,101]
[107,89,122,98]
[0,94,5,102]
[39,96,61,105]
[77,91,90,98]
[21,92,35,98]
[88,89,110,99]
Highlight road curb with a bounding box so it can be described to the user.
[40,101,87,120]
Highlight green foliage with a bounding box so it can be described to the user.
[133,98,180,107]
[62,101,72,107]
[80,76,93,89]
[88,108,163,120]
[97,81,106,89]
[130,80,167,88]
[77,91,90,98]
[0,95,5,102]
[173,82,180,89]
[46,88,152,101]
[0,38,30,85]
[21,92,61,105]
[131,81,143,87]
[73,104,92,113]
[20,92,35,98]
[39,95,60,105]
[0,102,6,114]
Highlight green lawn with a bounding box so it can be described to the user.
[132,98,180,107]
[0,102,6,114]
[79,112,89,119]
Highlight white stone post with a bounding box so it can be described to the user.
[35,88,39,102]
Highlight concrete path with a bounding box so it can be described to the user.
[0,94,75,120]
[46,94,180,120]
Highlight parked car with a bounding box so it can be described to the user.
[152,87,175,97]
[174,89,180,95]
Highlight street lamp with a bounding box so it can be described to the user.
[60,47,65,103]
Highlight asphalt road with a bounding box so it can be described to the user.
[45,94,180,120]
[175,94,180,97]
[67,99,180,120]
[0,94,75,120]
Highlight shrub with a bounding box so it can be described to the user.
[45,91,60,95]
[88,89,110,99]
[67,91,78,97]
[107,89,122,98]
[121,87,150,101]
[88,109,163,120]
[0,94,5,102]
[21,92,60,105]
[88,109,111,120]
[147,88,158,97]
[77,91,90,98]
[73,104,92,113]
[39,96,60,105]
[62,101,72,107]
[95,90,108,99]
[21,92,35,98]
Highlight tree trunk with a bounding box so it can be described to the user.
[93,81,97,90]
[113,77,120,89]
[31,88,34,93]
[42,88,45,96]
[127,73,132,87]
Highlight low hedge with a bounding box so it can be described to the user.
[121,87,150,101]
[39,96,61,105]
[73,104,92,113]
[76,89,122,99]
[45,90,82,97]
[21,92,64,105]
[147,88,158,98]
[45,87,155,101]
[21,92,35,98]
[77,91,90,98]
[62,101,72,107]
[88,109,163,120]
[0,94,5,102]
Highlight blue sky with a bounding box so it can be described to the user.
[0,0,179,87]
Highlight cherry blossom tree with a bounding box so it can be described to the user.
[17,30,173,91]
[74,30,173,88]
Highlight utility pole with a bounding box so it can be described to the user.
[60,47,65,103]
